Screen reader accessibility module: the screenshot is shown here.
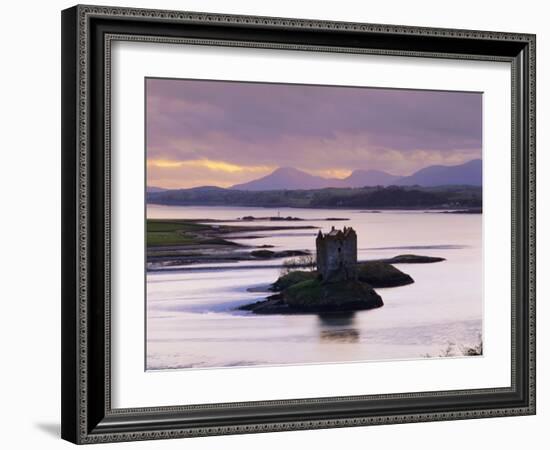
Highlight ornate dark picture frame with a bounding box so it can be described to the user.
[61,4,536,444]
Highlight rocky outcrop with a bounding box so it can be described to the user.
[240,279,382,314]
[271,261,414,291]
[250,249,310,259]
[357,261,414,287]
[283,279,383,311]
[381,254,445,264]
[237,255,444,315]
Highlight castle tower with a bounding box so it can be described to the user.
[316,226,358,283]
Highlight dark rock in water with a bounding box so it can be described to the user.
[200,237,240,246]
[241,256,427,315]
[240,215,304,221]
[250,249,275,258]
[250,249,310,259]
[271,262,414,291]
[382,254,445,264]
[238,294,291,314]
[284,279,383,311]
[357,261,414,287]
[240,279,383,314]
[439,208,482,214]
[277,250,310,257]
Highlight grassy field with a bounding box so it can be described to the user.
[147,220,214,247]
[147,218,317,249]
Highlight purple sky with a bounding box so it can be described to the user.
[146,78,482,188]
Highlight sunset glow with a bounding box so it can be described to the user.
[146,78,482,189]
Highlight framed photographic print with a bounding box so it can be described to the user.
[61,5,536,444]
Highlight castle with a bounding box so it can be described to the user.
[316,226,358,282]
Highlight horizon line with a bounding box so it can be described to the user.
[147,158,482,190]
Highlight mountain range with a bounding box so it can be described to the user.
[229,159,481,191]
[147,186,168,193]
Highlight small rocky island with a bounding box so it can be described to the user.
[239,226,435,315]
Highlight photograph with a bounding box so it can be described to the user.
[145,78,484,371]
[57,3,536,444]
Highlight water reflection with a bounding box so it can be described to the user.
[317,313,360,343]
[146,205,483,369]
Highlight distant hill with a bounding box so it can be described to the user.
[229,160,481,190]
[147,186,168,193]
[147,184,482,210]
[344,169,400,187]
[395,159,482,187]
[184,186,227,192]
[231,167,342,190]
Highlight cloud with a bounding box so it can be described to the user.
[147,158,273,174]
[146,158,277,188]
[146,78,482,188]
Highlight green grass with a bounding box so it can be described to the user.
[272,271,318,291]
[147,220,213,247]
[147,232,198,247]
[147,220,210,233]
[283,278,383,309]
[285,279,323,306]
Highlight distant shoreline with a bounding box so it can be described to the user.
[147,218,318,270]
[147,184,482,211]
[147,202,482,213]
[146,217,453,272]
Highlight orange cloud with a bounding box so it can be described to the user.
[309,168,352,179]
[147,158,274,174]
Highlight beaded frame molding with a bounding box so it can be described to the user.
[61,4,536,444]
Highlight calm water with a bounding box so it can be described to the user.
[146,205,482,370]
